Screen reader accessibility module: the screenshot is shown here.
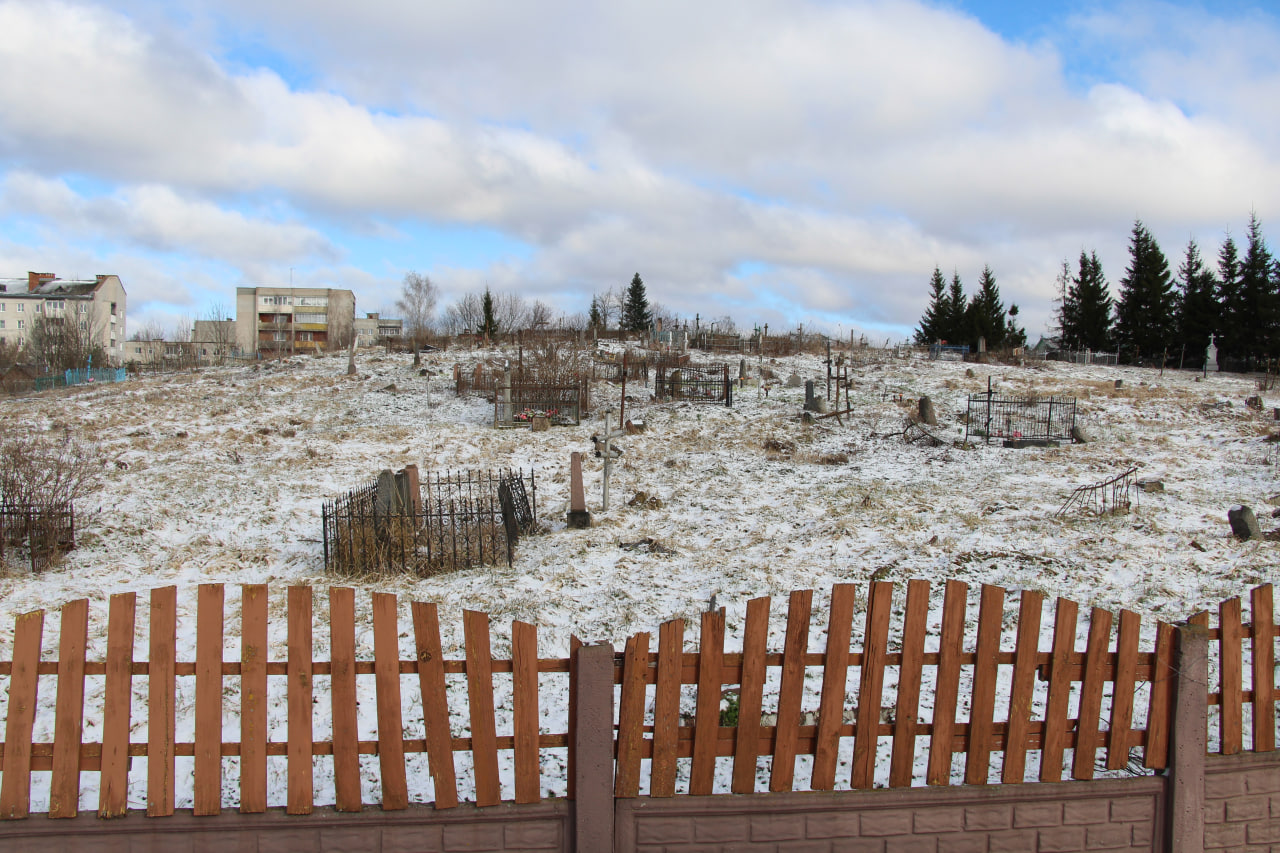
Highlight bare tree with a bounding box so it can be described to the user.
[710,314,738,335]
[130,320,166,342]
[0,434,103,511]
[493,291,528,332]
[395,271,439,351]
[598,286,622,330]
[195,302,236,362]
[24,312,106,372]
[527,300,554,330]
[441,292,485,335]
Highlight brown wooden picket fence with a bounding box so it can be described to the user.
[0,579,1273,821]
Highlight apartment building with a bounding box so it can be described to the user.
[353,312,404,348]
[0,272,127,364]
[234,287,355,355]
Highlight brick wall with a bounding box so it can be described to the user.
[616,778,1166,853]
[1204,751,1280,851]
[0,802,571,853]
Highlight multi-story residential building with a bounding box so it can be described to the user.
[353,312,405,348]
[0,272,127,364]
[235,287,355,355]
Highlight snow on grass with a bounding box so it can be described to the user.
[0,347,1275,807]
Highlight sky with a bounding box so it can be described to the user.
[1,0,1278,342]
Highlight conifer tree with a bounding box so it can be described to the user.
[966,265,1008,350]
[480,287,498,340]
[942,272,968,347]
[588,296,603,332]
[914,267,949,345]
[621,273,653,333]
[1238,213,1277,363]
[1114,221,1175,363]
[1217,234,1242,362]
[1174,239,1219,368]
[1062,250,1112,352]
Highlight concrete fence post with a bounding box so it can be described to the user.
[574,642,616,853]
[1166,622,1208,853]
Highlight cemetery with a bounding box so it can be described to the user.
[0,335,1276,846]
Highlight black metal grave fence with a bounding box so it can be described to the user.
[964,392,1076,445]
[493,381,588,427]
[0,502,75,572]
[653,364,732,406]
[322,469,537,576]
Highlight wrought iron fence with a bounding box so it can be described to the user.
[964,392,1076,445]
[0,501,75,571]
[653,364,732,406]
[322,469,536,576]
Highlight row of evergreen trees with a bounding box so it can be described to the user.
[915,214,1280,369]
[913,265,1027,352]
[1057,215,1277,368]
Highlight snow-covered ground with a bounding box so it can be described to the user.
[0,346,1275,809]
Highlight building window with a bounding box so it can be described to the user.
[0,303,5,311]
[0,320,5,329]
[80,321,87,330]
[296,296,328,307]
[272,332,287,342]
[16,304,23,313]
[294,312,327,324]
[16,320,23,329]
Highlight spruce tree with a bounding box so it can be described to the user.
[621,273,653,333]
[588,296,603,332]
[1217,234,1242,362]
[1174,239,1219,368]
[480,287,498,340]
[942,272,968,347]
[966,265,1008,351]
[1114,221,1175,363]
[1063,250,1113,352]
[1239,213,1277,363]
[914,267,949,345]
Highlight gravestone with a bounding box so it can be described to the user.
[786,373,803,388]
[532,414,550,432]
[1229,505,1261,541]
[376,469,399,515]
[918,396,937,426]
[739,359,747,382]
[804,380,817,411]
[567,452,591,529]
[1206,333,1219,372]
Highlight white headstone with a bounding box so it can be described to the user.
[1206,333,1219,372]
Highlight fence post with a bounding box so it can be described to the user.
[574,642,616,853]
[1165,622,1208,853]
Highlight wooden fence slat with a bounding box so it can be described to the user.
[512,620,540,804]
[731,600,769,794]
[1001,589,1043,783]
[49,599,89,818]
[194,583,225,816]
[812,584,856,791]
[237,584,268,814]
[1106,609,1140,770]
[890,579,930,787]
[411,601,459,809]
[146,587,177,817]
[1143,620,1176,770]
[651,619,684,797]
[927,580,968,786]
[769,589,812,793]
[0,609,43,819]
[567,634,581,801]
[1219,596,1243,755]
[372,592,408,810]
[614,632,650,798]
[1252,585,1275,753]
[328,587,361,812]
[689,607,725,796]
[963,584,1005,785]
[852,582,892,789]
[287,585,313,815]
[464,610,501,806]
[1189,610,1209,628]
[1071,607,1112,781]
[98,591,136,818]
[1039,597,1078,782]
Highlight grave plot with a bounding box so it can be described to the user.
[964,391,1076,446]
[1056,467,1139,517]
[493,378,589,427]
[322,467,537,576]
[653,363,733,405]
